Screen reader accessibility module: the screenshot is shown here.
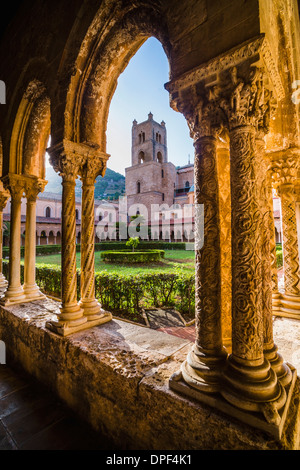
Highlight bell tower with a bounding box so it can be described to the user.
[131,112,168,166]
[125,113,176,215]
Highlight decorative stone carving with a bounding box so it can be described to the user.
[272,151,300,318]
[217,135,232,349]
[78,153,112,326]
[46,140,112,335]
[46,142,87,335]
[169,87,227,393]
[169,48,295,438]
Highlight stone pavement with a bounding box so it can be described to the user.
[144,307,196,342]
[0,365,114,450]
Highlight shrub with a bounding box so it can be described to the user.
[276,245,283,268]
[2,260,195,320]
[126,237,140,252]
[100,250,164,264]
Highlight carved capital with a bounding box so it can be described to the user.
[1,174,24,201]
[271,149,300,190]
[48,140,109,184]
[166,35,281,137]
[220,66,276,132]
[24,176,47,202]
[79,152,109,186]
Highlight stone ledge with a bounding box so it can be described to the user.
[0,298,299,450]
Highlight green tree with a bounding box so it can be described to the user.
[126,237,140,252]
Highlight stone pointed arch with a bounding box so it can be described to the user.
[9,79,51,179]
[62,1,171,151]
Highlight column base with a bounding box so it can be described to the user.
[79,298,110,321]
[0,286,27,306]
[23,283,46,302]
[272,292,282,313]
[45,303,112,336]
[264,344,293,387]
[275,292,300,319]
[169,364,297,440]
[220,356,288,427]
[0,274,8,289]
[180,344,227,393]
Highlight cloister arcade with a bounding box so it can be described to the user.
[0,0,300,449]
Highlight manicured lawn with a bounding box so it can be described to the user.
[34,250,195,275]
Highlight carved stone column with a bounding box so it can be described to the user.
[45,142,87,336]
[272,151,300,318]
[79,153,112,326]
[0,174,26,305]
[169,95,227,394]
[216,134,232,349]
[23,177,47,300]
[257,139,292,387]
[264,155,282,312]
[165,36,296,438]
[219,67,287,426]
[0,188,10,288]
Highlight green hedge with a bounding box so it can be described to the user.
[3,241,193,258]
[276,245,283,268]
[2,261,195,318]
[100,250,165,264]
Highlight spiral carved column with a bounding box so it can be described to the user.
[79,155,112,326]
[46,145,87,336]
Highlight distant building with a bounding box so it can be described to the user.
[125,113,195,241]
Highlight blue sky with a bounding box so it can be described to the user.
[46,37,194,176]
[106,37,194,175]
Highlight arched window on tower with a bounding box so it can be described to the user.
[137,181,141,194]
[45,206,51,218]
[138,151,145,164]
[157,151,163,163]
[75,209,79,220]
[185,181,190,190]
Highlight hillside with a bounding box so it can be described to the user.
[45,165,125,200]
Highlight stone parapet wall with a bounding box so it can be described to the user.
[0,299,299,450]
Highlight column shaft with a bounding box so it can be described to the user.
[221,125,285,422]
[80,178,101,317]
[23,196,44,300]
[217,142,232,349]
[257,140,292,387]
[180,134,227,393]
[2,186,26,304]
[280,184,300,295]
[46,176,86,335]
[0,210,7,287]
